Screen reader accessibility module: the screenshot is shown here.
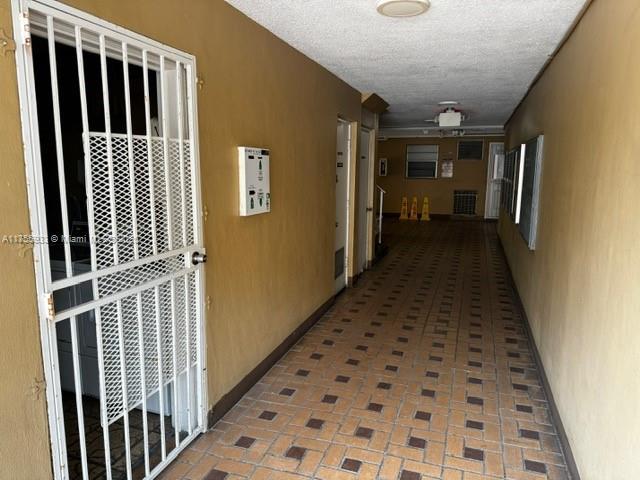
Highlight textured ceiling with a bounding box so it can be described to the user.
[225,0,587,129]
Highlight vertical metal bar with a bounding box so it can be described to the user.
[170,279,181,447]
[183,274,193,433]
[70,316,89,479]
[159,55,173,250]
[142,50,158,256]
[160,55,181,446]
[123,42,150,473]
[100,34,133,479]
[121,43,139,261]
[93,309,113,480]
[46,321,69,480]
[99,34,119,266]
[46,16,73,279]
[185,63,204,428]
[115,300,133,480]
[176,62,187,248]
[143,49,167,460]
[175,62,193,434]
[75,25,113,480]
[135,292,150,475]
[154,288,167,459]
[120,42,151,476]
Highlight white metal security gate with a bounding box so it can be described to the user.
[12,1,206,479]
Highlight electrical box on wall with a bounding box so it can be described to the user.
[238,147,271,216]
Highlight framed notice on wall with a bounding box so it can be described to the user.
[379,157,388,176]
[441,159,453,178]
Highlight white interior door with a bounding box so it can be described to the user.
[357,128,373,274]
[13,1,206,479]
[335,120,350,293]
[485,142,505,219]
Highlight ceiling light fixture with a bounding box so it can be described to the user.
[377,0,430,17]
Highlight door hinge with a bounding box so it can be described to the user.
[44,292,55,320]
[18,11,31,47]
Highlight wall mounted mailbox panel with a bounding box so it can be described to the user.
[238,146,271,216]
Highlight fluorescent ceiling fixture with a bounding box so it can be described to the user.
[377,0,430,17]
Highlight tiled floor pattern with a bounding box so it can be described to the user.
[160,220,569,480]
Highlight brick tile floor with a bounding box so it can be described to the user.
[160,220,570,480]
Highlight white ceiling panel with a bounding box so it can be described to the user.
[225,0,588,128]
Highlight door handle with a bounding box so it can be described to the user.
[192,252,207,265]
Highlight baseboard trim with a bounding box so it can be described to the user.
[497,238,581,480]
[207,296,335,428]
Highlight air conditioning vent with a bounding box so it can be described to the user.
[458,140,484,160]
[453,190,478,215]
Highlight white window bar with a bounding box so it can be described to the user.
[54,261,192,322]
[135,292,151,475]
[115,299,134,480]
[69,315,89,479]
[100,33,134,480]
[176,63,187,248]
[160,54,182,449]
[176,62,193,434]
[185,64,200,244]
[121,43,139,261]
[19,9,54,293]
[142,50,158,256]
[144,49,167,461]
[50,244,192,292]
[153,287,167,460]
[184,63,205,427]
[122,41,151,475]
[45,317,69,479]
[183,274,193,433]
[75,25,113,480]
[99,34,119,266]
[46,15,72,278]
[170,279,181,448]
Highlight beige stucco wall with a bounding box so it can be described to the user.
[498,0,640,478]
[377,136,504,215]
[0,1,362,477]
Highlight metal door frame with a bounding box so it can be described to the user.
[335,117,352,292]
[358,126,375,272]
[11,0,207,478]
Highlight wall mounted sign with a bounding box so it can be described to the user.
[441,159,454,178]
[379,157,388,176]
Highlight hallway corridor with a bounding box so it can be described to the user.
[161,220,569,480]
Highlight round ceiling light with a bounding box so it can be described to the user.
[377,0,430,17]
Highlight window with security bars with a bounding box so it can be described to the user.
[500,148,519,217]
[458,140,484,160]
[406,144,438,178]
[453,190,478,215]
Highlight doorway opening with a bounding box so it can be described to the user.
[13,1,206,479]
[334,119,351,293]
[356,127,375,273]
